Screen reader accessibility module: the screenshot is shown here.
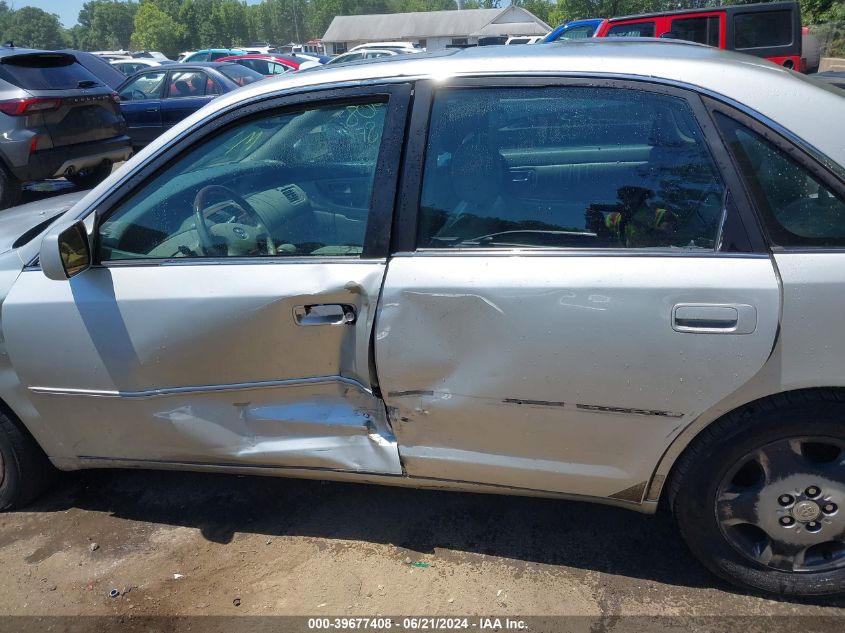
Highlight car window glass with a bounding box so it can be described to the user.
[0,53,103,90]
[169,71,210,98]
[218,64,264,86]
[734,10,792,49]
[417,87,726,250]
[606,21,656,37]
[241,58,270,74]
[119,71,165,100]
[715,113,845,247]
[560,25,596,39]
[188,52,209,62]
[671,16,720,46]
[270,62,290,75]
[98,100,389,261]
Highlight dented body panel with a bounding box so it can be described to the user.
[2,262,401,473]
[376,254,780,498]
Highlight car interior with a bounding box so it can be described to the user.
[98,102,388,260]
[418,87,726,250]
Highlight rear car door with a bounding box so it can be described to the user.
[377,79,780,501]
[3,84,410,474]
[161,70,219,131]
[117,69,165,146]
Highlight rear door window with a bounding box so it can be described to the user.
[0,53,103,90]
[734,10,793,49]
[416,86,726,250]
[671,16,721,47]
[606,21,656,37]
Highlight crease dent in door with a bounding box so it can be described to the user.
[375,256,780,497]
[4,262,402,474]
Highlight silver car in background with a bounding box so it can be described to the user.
[0,40,844,598]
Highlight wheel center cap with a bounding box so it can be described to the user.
[792,500,821,522]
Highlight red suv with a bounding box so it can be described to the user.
[595,1,803,71]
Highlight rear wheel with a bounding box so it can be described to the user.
[0,166,22,210]
[671,391,845,596]
[0,409,57,510]
[66,162,112,190]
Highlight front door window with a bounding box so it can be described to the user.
[98,100,389,260]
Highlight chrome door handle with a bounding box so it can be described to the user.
[672,303,756,334]
[293,304,356,326]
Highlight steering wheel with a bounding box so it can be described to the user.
[131,89,148,101]
[193,185,276,256]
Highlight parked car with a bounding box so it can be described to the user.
[325,49,400,65]
[116,62,264,149]
[349,41,420,53]
[2,41,845,598]
[180,49,247,63]
[215,54,311,76]
[290,52,332,65]
[0,47,131,208]
[505,36,545,45]
[111,58,177,75]
[542,18,605,42]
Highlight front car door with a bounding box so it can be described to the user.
[376,78,780,501]
[117,70,165,146]
[2,85,410,474]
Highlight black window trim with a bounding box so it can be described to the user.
[92,82,412,267]
[703,95,845,252]
[392,76,765,256]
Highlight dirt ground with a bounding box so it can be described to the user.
[1,467,844,626]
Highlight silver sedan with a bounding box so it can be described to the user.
[1,40,844,597]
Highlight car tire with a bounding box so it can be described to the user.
[670,390,845,597]
[66,162,112,190]
[0,408,57,511]
[0,166,22,210]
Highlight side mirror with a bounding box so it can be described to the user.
[40,221,91,281]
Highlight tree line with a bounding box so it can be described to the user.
[0,0,841,58]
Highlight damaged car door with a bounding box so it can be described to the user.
[376,80,780,500]
[2,86,409,474]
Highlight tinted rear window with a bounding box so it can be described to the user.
[218,64,264,86]
[734,10,793,49]
[606,21,656,37]
[671,16,720,47]
[0,53,102,90]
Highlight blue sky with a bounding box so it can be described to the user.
[15,0,264,27]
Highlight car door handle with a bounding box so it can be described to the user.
[672,303,757,334]
[145,107,159,112]
[293,304,356,326]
